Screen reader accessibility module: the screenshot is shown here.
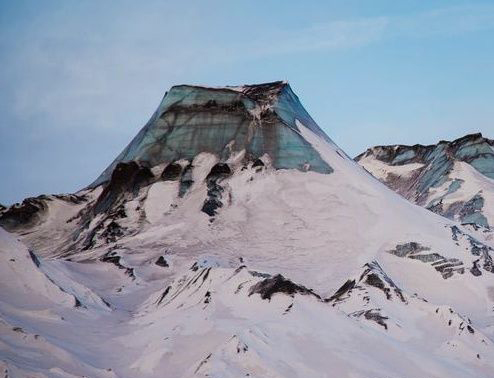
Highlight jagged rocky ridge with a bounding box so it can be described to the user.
[356,133,494,229]
[1,83,494,377]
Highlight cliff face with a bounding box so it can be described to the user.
[91,81,334,187]
[356,133,494,228]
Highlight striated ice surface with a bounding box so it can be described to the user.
[470,156,494,179]
[392,149,416,164]
[91,82,334,187]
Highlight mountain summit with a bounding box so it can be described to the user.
[1,83,494,377]
[92,81,334,187]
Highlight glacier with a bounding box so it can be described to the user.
[91,81,334,187]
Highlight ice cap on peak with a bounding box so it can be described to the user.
[90,81,335,187]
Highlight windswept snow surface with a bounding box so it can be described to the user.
[2,225,494,378]
[1,84,494,377]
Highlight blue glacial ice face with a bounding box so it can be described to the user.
[453,137,494,179]
[446,179,463,195]
[455,140,493,160]
[416,145,453,194]
[470,157,494,179]
[459,194,489,227]
[391,149,416,165]
[91,82,334,187]
[387,136,494,197]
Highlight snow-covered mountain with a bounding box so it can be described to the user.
[1,82,494,378]
[356,133,494,231]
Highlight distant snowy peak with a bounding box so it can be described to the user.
[357,133,493,172]
[91,81,336,187]
[356,133,494,228]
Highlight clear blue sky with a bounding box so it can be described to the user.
[1,1,493,204]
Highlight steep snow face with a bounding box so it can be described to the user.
[91,81,334,187]
[0,229,120,378]
[356,133,494,228]
[2,84,494,377]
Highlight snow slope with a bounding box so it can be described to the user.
[1,83,494,377]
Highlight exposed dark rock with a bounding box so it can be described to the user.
[53,193,88,205]
[74,297,83,308]
[362,309,388,330]
[166,97,247,115]
[388,242,465,279]
[202,268,211,282]
[156,286,171,305]
[236,340,248,353]
[388,242,429,257]
[201,163,232,217]
[249,274,320,301]
[100,251,133,279]
[248,270,272,279]
[252,158,265,169]
[243,81,286,103]
[155,256,169,268]
[101,298,112,308]
[80,205,128,251]
[100,253,123,267]
[427,200,444,216]
[349,308,389,330]
[100,221,125,244]
[178,163,194,198]
[450,226,494,274]
[204,291,211,304]
[202,198,223,217]
[326,279,356,303]
[28,250,41,268]
[283,303,293,314]
[161,162,183,181]
[93,161,154,215]
[259,108,278,125]
[451,225,461,241]
[482,252,494,273]
[125,268,135,279]
[234,265,246,274]
[364,273,392,300]
[327,261,407,312]
[207,163,232,179]
[0,197,48,231]
[194,353,212,374]
[191,267,211,286]
[362,261,406,303]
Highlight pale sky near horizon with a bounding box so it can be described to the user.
[1,0,494,204]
